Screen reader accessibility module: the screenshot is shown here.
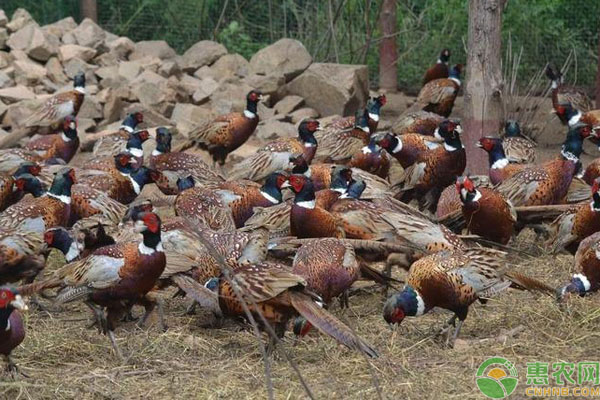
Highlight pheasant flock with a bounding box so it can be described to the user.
[1,45,600,381]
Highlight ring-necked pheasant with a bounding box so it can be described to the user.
[0,162,42,211]
[554,103,600,135]
[394,120,466,210]
[0,287,27,375]
[91,112,144,157]
[204,260,378,357]
[289,175,345,238]
[477,136,527,185]
[557,231,600,301]
[0,167,76,232]
[88,129,150,170]
[322,95,387,134]
[149,127,225,193]
[19,212,166,358]
[502,120,536,164]
[423,48,451,85]
[348,136,391,179]
[228,120,320,181]
[392,111,445,136]
[180,90,263,165]
[456,176,516,245]
[314,109,371,164]
[409,64,462,118]
[546,65,593,119]
[497,123,592,206]
[546,177,600,254]
[377,131,442,169]
[383,248,553,346]
[24,115,79,164]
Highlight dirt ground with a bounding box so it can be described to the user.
[2,229,600,399]
[3,96,600,399]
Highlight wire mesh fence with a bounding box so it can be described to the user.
[2,0,598,94]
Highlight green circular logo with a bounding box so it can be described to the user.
[475,357,519,399]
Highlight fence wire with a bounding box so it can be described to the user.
[1,0,599,93]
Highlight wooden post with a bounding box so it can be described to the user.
[80,0,98,22]
[378,0,397,92]
[462,0,506,174]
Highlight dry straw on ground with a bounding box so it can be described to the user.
[2,230,600,399]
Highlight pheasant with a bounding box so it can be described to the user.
[181,90,263,165]
[228,119,320,181]
[557,231,600,301]
[423,48,451,85]
[0,162,42,211]
[88,129,150,171]
[347,136,391,179]
[436,176,491,223]
[547,177,600,254]
[314,108,371,163]
[322,95,387,134]
[392,110,444,136]
[377,131,442,169]
[330,181,465,253]
[23,72,86,129]
[204,260,378,357]
[0,287,27,375]
[70,184,128,225]
[174,176,236,232]
[290,154,390,198]
[383,248,553,346]
[502,120,536,164]
[497,123,592,206]
[394,120,466,210]
[19,212,166,358]
[554,103,600,137]
[546,65,593,120]
[289,175,345,238]
[456,176,516,245]
[583,158,600,186]
[24,115,79,164]
[0,168,76,232]
[477,136,527,185]
[149,127,225,194]
[91,112,145,157]
[43,227,85,263]
[0,225,45,285]
[410,64,462,118]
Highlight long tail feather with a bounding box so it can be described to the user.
[17,278,62,297]
[289,291,378,358]
[504,271,555,296]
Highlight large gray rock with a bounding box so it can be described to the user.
[0,10,7,27]
[45,57,69,84]
[7,23,58,62]
[274,95,304,115]
[71,18,106,49]
[118,60,142,81]
[129,40,176,61]
[245,72,285,97]
[181,40,227,72]
[287,63,369,116]
[0,70,12,88]
[58,44,96,63]
[192,77,219,104]
[171,103,213,134]
[0,51,10,68]
[210,53,250,80]
[63,57,96,78]
[43,17,77,39]
[290,107,319,124]
[78,96,103,120]
[250,39,311,82]
[13,59,47,85]
[6,8,33,32]
[107,37,135,59]
[0,85,35,103]
[256,120,296,141]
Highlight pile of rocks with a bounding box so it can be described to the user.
[0,8,370,143]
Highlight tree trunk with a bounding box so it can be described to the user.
[596,29,600,108]
[80,0,98,22]
[378,0,397,92]
[463,0,506,174]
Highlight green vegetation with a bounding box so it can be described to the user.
[2,0,598,92]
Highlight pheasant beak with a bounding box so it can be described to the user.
[11,295,27,311]
[475,141,483,148]
[134,219,146,233]
[281,181,292,189]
